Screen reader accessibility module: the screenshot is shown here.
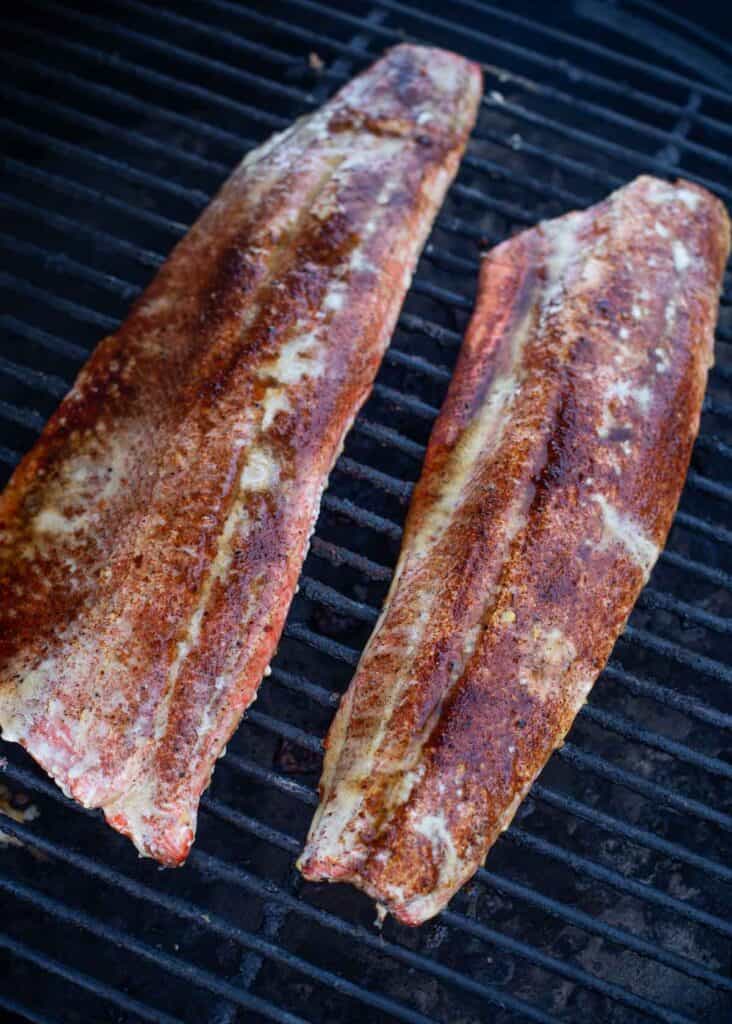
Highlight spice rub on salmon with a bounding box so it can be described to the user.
[0,45,482,865]
[298,176,730,925]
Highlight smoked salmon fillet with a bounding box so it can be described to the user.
[0,45,482,864]
[298,176,730,925]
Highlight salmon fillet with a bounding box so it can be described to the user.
[298,175,730,925]
[0,45,482,864]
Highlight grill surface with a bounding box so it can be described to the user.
[0,2,731,1022]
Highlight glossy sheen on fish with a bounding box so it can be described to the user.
[298,176,730,925]
[0,45,482,865]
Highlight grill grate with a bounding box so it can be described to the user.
[0,2,731,1022]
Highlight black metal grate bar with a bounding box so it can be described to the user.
[0,23,258,151]
[0,995,61,1024]
[0,117,208,207]
[508,825,732,937]
[272,0,732,107]
[0,873,308,1024]
[661,548,732,588]
[0,75,231,177]
[530,785,732,882]
[478,864,732,994]
[0,933,183,1024]
[236,740,732,993]
[202,0,375,67]
[580,703,732,780]
[0,314,89,362]
[558,743,732,831]
[477,94,732,202]
[393,0,732,106]
[0,840,440,1024]
[115,0,349,84]
[631,0,732,60]
[601,662,731,729]
[637,587,732,636]
[1,15,287,132]
[0,191,163,268]
[476,76,728,168]
[160,0,731,177]
[0,811,560,1024]
[0,795,708,1024]
[11,745,728,1024]
[33,0,313,106]
[0,238,139,304]
[7,1,730,222]
[1,157,189,238]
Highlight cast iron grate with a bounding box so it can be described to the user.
[0,2,730,1022]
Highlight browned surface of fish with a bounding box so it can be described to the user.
[298,176,730,925]
[0,45,482,865]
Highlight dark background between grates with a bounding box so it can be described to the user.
[0,2,731,1022]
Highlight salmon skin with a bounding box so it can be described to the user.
[0,45,482,865]
[298,176,731,926]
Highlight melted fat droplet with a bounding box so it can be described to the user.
[677,188,701,211]
[239,448,280,492]
[673,239,691,272]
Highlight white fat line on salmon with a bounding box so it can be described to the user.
[307,216,592,860]
[263,328,326,387]
[538,211,584,324]
[261,390,292,431]
[303,151,480,863]
[592,494,659,577]
[605,379,653,414]
[153,330,330,750]
[192,671,237,754]
[150,166,410,753]
[407,221,572,564]
[672,240,691,273]
[656,290,679,374]
[176,166,420,784]
[414,811,460,878]
[153,506,253,743]
[64,160,351,766]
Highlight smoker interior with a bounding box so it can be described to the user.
[0,2,731,1022]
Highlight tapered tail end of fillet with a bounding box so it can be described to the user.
[297,849,445,928]
[104,803,196,867]
[296,841,359,884]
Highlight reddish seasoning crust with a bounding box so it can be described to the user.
[0,45,482,865]
[298,176,730,925]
